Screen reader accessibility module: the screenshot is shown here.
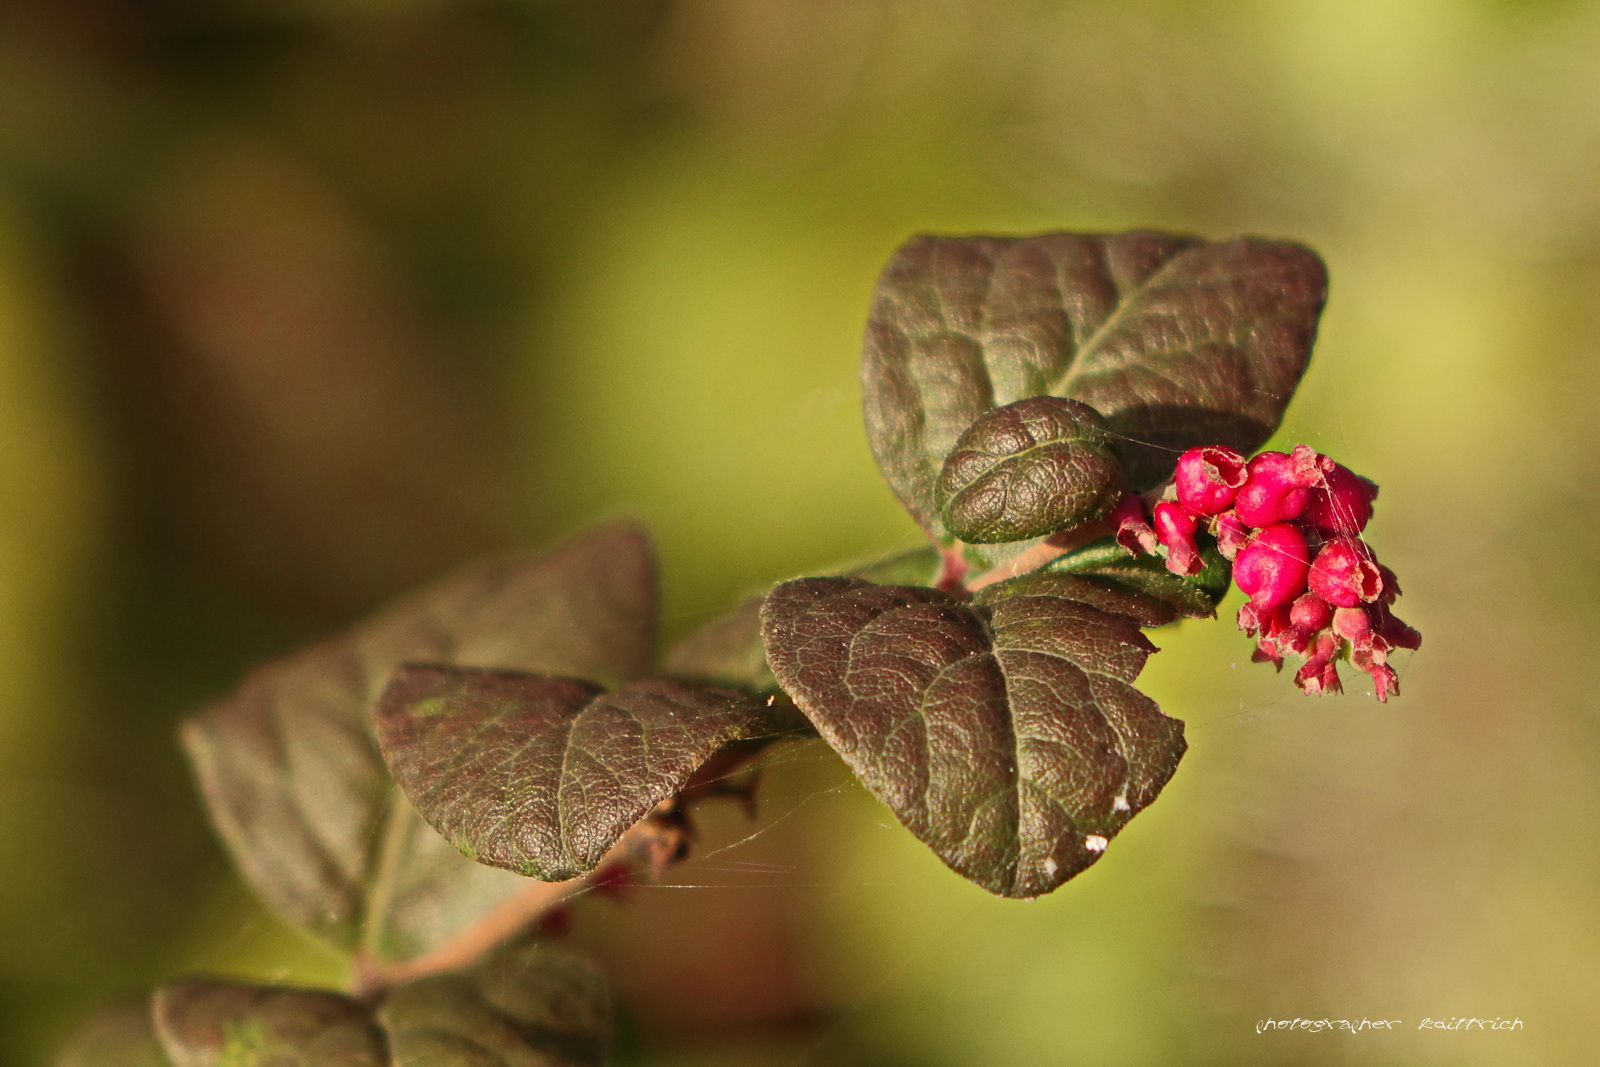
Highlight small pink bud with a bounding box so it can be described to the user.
[1110,492,1157,555]
[1331,605,1375,649]
[1217,445,1416,702]
[1247,605,1293,667]
[1153,501,1202,576]
[1308,538,1384,607]
[1288,444,1335,484]
[1233,523,1310,614]
[1252,639,1284,670]
[1278,625,1314,658]
[1294,632,1343,695]
[1212,509,1251,561]
[1374,563,1402,605]
[1352,645,1400,702]
[1297,662,1344,696]
[1234,450,1321,527]
[1257,594,1322,659]
[1289,592,1334,633]
[1174,445,1249,516]
[1370,601,1422,651]
[1303,463,1378,536]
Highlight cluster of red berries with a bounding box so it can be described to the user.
[1110,444,1420,702]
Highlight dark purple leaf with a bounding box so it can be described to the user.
[761,574,1185,897]
[935,396,1124,543]
[374,665,797,880]
[863,231,1327,533]
[180,523,657,958]
[151,979,386,1067]
[378,939,609,1067]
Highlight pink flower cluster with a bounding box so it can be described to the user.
[1111,444,1420,702]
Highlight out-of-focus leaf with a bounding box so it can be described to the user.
[375,665,796,880]
[862,231,1327,533]
[761,574,1185,898]
[935,396,1123,543]
[378,939,610,1067]
[851,544,943,587]
[53,1003,171,1067]
[660,545,943,694]
[1039,537,1231,622]
[180,523,657,959]
[151,979,386,1067]
[660,595,775,694]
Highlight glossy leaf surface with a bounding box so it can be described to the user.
[863,231,1326,533]
[935,396,1123,543]
[180,523,657,958]
[151,979,386,1067]
[378,940,610,1067]
[375,665,792,880]
[761,574,1185,897]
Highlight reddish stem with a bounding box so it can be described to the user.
[353,813,685,995]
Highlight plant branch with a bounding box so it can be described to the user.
[352,812,684,996]
[964,519,1113,592]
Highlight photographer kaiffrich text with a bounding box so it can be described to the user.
[1256,1017,1524,1034]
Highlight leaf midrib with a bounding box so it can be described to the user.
[974,605,1032,897]
[359,786,416,959]
[1050,246,1191,399]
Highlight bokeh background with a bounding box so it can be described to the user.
[3,0,1599,1063]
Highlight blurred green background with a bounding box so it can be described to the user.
[3,0,1599,1063]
